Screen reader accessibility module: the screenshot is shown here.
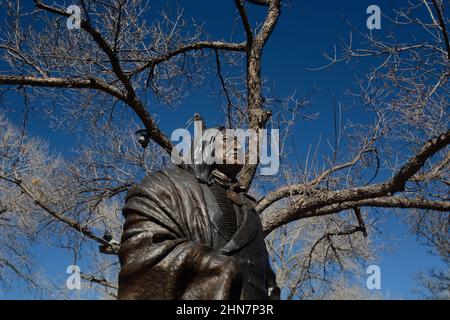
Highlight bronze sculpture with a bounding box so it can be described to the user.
[118,124,280,300]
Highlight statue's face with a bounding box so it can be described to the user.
[215,132,243,165]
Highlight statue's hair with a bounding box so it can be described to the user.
[184,126,225,184]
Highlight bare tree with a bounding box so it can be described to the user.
[0,0,448,298]
[409,209,449,299]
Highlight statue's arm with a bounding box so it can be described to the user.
[118,173,242,300]
[118,209,242,299]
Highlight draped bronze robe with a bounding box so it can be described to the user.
[118,167,278,300]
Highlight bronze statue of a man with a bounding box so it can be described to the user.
[117,124,280,300]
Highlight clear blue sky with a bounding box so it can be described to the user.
[0,0,447,299]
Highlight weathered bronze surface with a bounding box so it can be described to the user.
[118,127,280,300]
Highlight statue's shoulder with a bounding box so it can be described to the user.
[140,167,198,187]
[159,167,197,181]
[126,168,199,201]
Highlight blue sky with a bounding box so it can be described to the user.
[0,0,447,299]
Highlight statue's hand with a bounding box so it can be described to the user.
[192,247,243,299]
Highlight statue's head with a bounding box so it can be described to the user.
[183,116,244,184]
[210,127,244,178]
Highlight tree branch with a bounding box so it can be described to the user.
[235,0,254,43]
[431,0,450,59]
[238,0,281,189]
[0,75,125,101]
[0,173,119,254]
[80,273,117,290]
[246,0,271,6]
[33,0,173,154]
[256,148,375,212]
[214,49,233,128]
[263,130,450,235]
[129,41,246,76]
